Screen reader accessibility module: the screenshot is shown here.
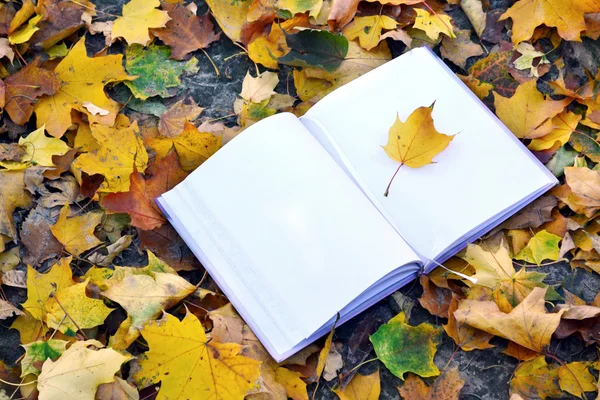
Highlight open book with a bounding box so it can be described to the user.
[156,47,558,362]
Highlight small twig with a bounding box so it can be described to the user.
[53,292,88,340]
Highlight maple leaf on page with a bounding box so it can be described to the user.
[493,80,572,139]
[334,369,380,400]
[381,104,454,197]
[370,312,441,380]
[34,37,133,138]
[152,3,220,61]
[112,0,171,46]
[454,287,565,352]
[397,366,465,400]
[37,340,131,400]
[3,57,61,126]
[500,0,600,44]
[100,149,189,231]
[134,312,261,400]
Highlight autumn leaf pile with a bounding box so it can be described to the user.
[2,0,600,398]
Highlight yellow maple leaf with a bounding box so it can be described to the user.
[205,0,251,43]
[148,122,221,171]
[0,170,31,240]
[50,204,103,256]
[500,0,600,44]
[10,314,48,344]
[112,0,171,46]
[45,279,114,334]
[510,356,562,399]
[343,15,398,50]
[134,312,261,400]
[277,0,323,17]
[72,120,149,193]
[334,369,380,400]
[494,80,572,139]
[558,361,597,398]
[528,111,582,151]
[381,104,454,196]
[413,9,456,41]
[514,230,562,266]
[21,257,74,321]
[454,287,564,352]
[34,37,133,138]
[37,339,131,400]
[19,126,70,167]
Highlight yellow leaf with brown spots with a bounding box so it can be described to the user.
[50,204,103,256]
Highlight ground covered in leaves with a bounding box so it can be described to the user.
[3,0,600,399]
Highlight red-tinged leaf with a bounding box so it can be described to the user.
[152,4,220,60]
[101,149,189,230]
[469,48,519,98]
[30,0,96,50]
[4,58,61,126]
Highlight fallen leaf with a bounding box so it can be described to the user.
[8,14,41,45]
[96,376,139,400]
[510,356,562,399]
[240,71,279,103]
[111,0,170,46]
[2,269,26,288]
[0,144,24,162]
[316,326,335,381]
[277,0,323,17]
[18,126,70,167]
[454,287,564,352]
[102,252,196,349]
[20,205,63,266]
[50,204,103,256]
[334,369,380,400]
[275,367,309,400]
[125,43,198,100]
[443,295,494,351]
[3,58,61,126]
[134,312,261,399]
[440,28,483,69]
[370,312,441,379]
[558,361,596,398]
[494,80,571,139]
[397,366,465,400]
[72,120,149,193]
[413,9,455,41]
[327,0,360,30]
[208,303,245,345]
[34,37,133,138]
[342,15,398,50]
[469,49,519,97]
[21,257,73,321]
[20,339,67,377]
[158,98,203,138]
[514,230,562,265]
[147,122,221,171]
[0,170,31,240]
[528,111,582,151]
[460,0,486,37]
[279,29,349,73]
[381,103,454,196]
[563,166,600,215]
[87,235,133,267]
[0,38,13,62]
[101,150,188,230]
[205,0,251,43]
[30,0,95,50]
[500,0,600,44]
[513,42,549,77]
[138,224,199,271]
[418,275,452,318]
[37,339,131,400]
[0,299,23,319]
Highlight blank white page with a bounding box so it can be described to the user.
[301,47,557,262]
[158,113,420,357]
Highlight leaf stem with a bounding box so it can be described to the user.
[384,163,403,197]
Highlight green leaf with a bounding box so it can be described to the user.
[515,230,562,266]
[278,29,348,72]
[569,126,600,163]
[125,43,199,100]
[21,339,68,377]
[370,312,441,380]
[546,145,577,177]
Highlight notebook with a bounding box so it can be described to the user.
[156,47,558,362]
